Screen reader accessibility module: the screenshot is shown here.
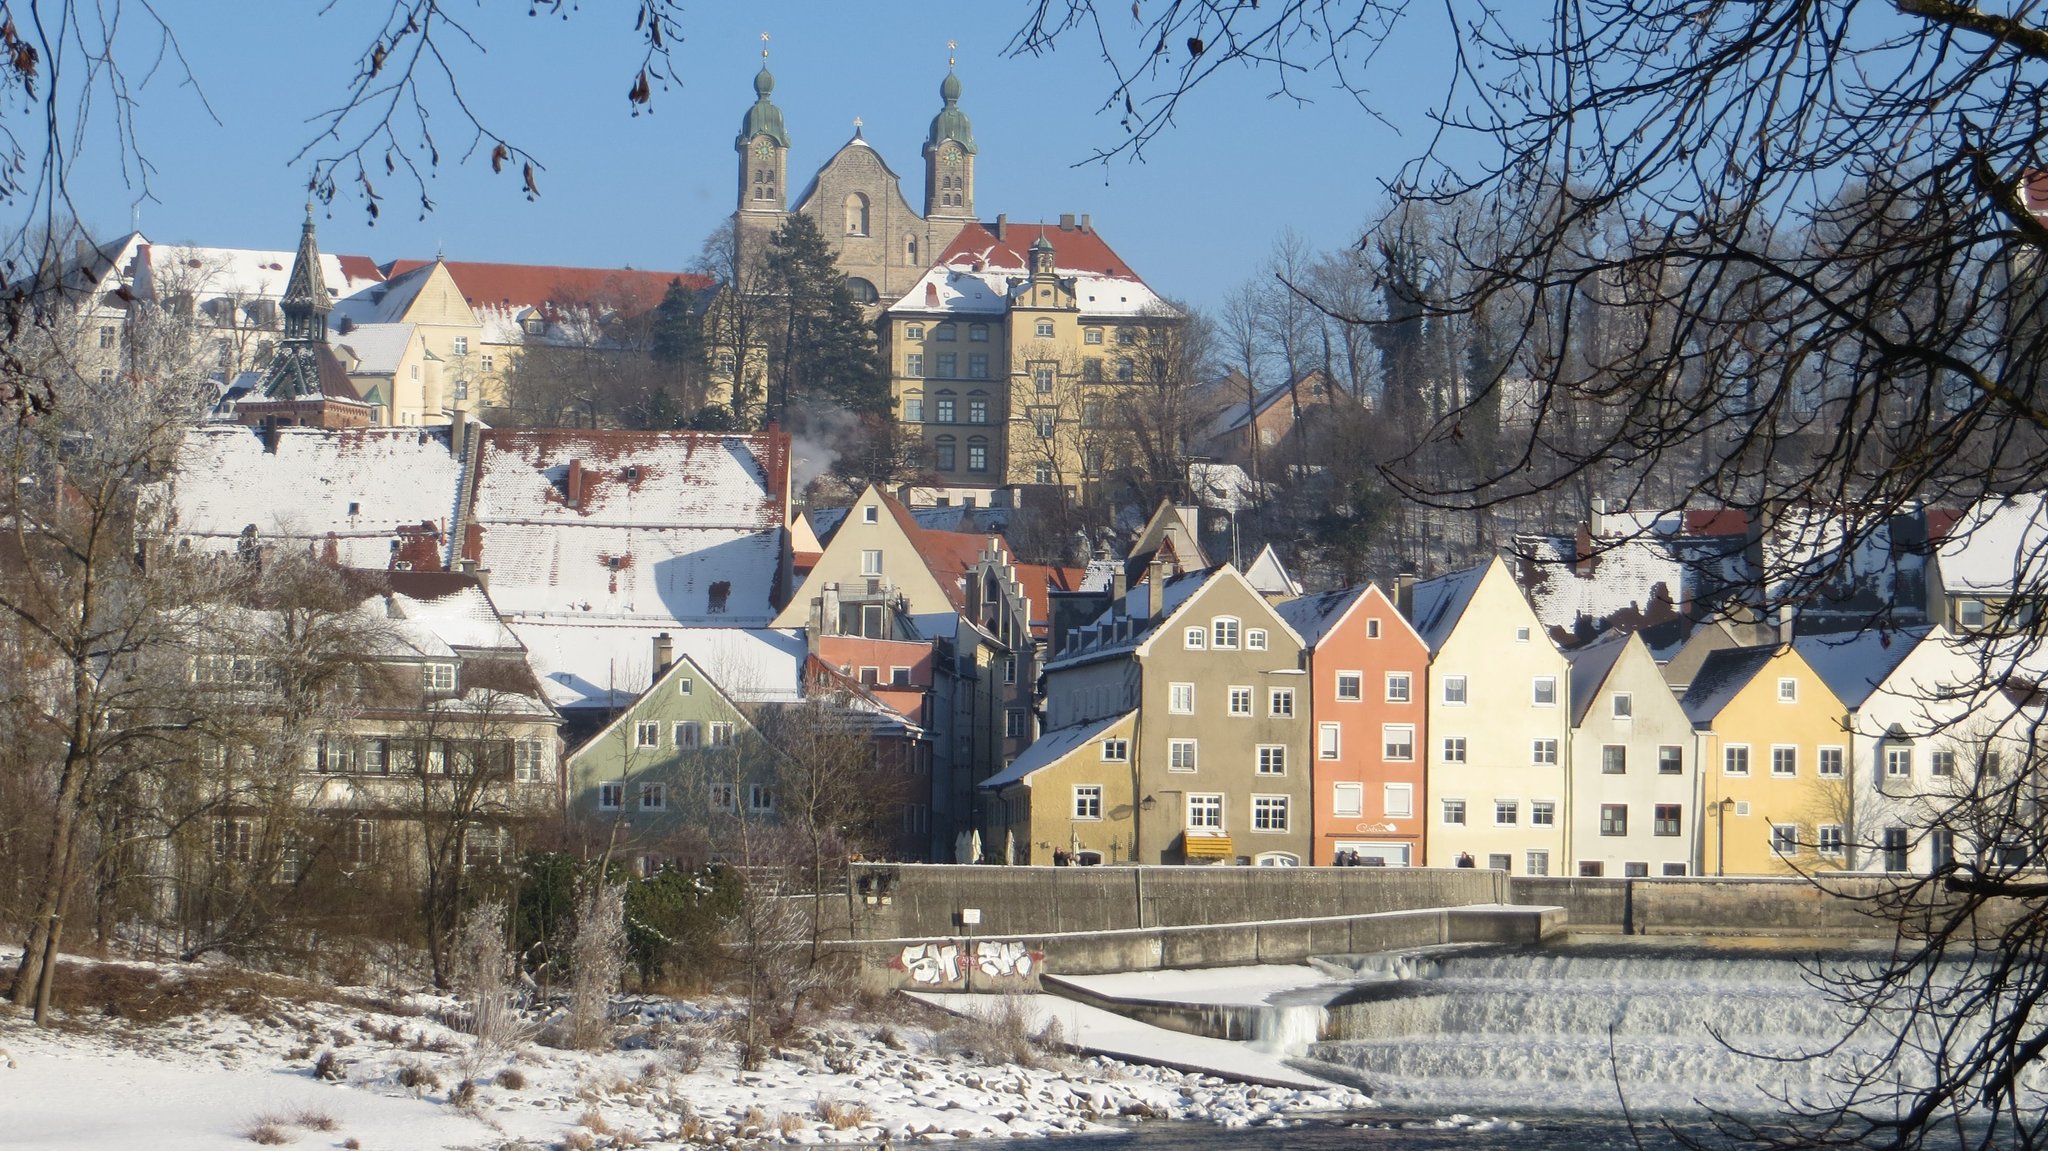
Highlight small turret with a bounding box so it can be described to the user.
[923,53,976,220]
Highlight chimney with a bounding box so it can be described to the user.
[1396,572,1416,619]
[994,214,1007,241]
[926,281,940,307]
[565,459,584,508]
[1777,604,1796,646]
[1589,496,1609,537]
[448,406,467,457]
[1574,522,1597,578]
[820,582,842,636]
[1145,556,1171,617]
[1059,213,1076,230]
[1080,213,1091,232]
[260,419,280,454]
[651,632,674,678]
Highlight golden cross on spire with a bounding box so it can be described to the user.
[760,31,770,61]
[853,116,863,130]
[947,39,957,67]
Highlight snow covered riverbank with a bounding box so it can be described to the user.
[0,952,1373,1150]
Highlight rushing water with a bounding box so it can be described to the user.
[1305,936,1896,1117]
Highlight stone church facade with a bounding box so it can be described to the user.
[733,57,980,304]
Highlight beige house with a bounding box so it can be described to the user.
[1033,564,1312,865]
[982,711,1137,865]
[1564,631,1701,877]
[331,259,483,420]
[1409,557,1572,874]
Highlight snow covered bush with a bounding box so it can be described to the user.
[567,878,626,1050]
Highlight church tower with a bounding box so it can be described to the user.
[237,206,371,430]
[923,60,976,225]
[736,43,791,222]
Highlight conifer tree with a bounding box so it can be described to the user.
[762,214,886,421]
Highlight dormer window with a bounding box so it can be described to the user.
[622,465,640,483]
[423,663,456,695]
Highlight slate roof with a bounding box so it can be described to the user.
[1045,566,1219,671]
[1274,585,1366,649]
[1407,562,1490,653]
[379,259,708,321]
[1793,627,1930,711]
[466,429,786,627]
[981,711,1132,791]
[1680,645,1781,726]
[936,221,1139,280]
[1564,632,1631,726]
[156,424,466,569]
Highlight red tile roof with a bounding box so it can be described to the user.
[936,221,1142,281]
[1684,509,1750,537]
[336,254,386,285]
[380,259,712,316]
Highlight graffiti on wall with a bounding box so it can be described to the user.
[891,939,1044,986]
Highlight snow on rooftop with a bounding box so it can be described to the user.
[983,711,1132,790]
[139,242,379,306]
[1408,563,1488,652]
[515,622,805,711]
[1046,567,1215,671]
[1793,628,1929,710]
[1514,534,1748,646]
[885,265,1009,316]
[331,322,417,375]
[155,425,465,569]
[1939,492,2048,596]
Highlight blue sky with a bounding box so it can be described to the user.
[62,3,1459,315]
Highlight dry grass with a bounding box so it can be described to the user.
[775,1111,805,1137]
[557,1131,597,1151]
[395,1061,441,1094]
[240,1119,293,1145]
[495,1067,528,1090]
[1,961,397,1026]
[576,1109,613,1136]
[814,1098,874,1130]
[283,1105,337,1132]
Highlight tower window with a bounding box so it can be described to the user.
[844,192,871,237]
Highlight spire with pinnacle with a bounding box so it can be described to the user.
[926,44,976,155]
[738,33,789,148]
[260,206,337,401]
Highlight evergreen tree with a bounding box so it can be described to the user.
[762,214,886,421]
[648,278,709,417]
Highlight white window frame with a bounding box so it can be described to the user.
[1818,824,1845,857]
[1168,738,1198,772]
[1073,785,1104,821]
[1383,783,1414,819]
[1335,671,1363,702]
[1256,744,1288,775]
[860,549,884,578]
[1211,617,1241,649]
[1495,800,1520,827]
[599,782,623,810]
[1187,793,1224,831]
[1442,675,1468,705]
[1184,626,1207,650]
[1385,672,1412,703]
[1818,746,1845,777]
[1530,800,1556,826]
[1246,629,1268,651]
[1778,677,1798,703]
[1771,745,1798,777]
[1318,723,1341,760]
[1771,823,1800,855]
[1101,738,1130,762]
[1441,798,1467,825]
[749,783,774,813]
[1442,736,1468,764]
[1885,746,1912,778]
[1383,724,1416,762]
[1532,676,1558,707]
[1268,687,1295,717]
[1532,738,1559,766]
[1612,692,1633,719]
[1332,782,1364,818]
[1169,682,1195,714]
[634,721,660,749]
[1228,686,1254,716]
[1251,794,1290,832]
[1724,745,1751,776]
[639,782,667,811]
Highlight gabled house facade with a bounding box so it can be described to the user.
[1408,557,1572,874]
[1563,632,1700,877]
[981,711,1138,865]
[1037,565,1311,865]
[1276,584,1428,866]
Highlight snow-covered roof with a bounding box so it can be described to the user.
[380,573,523,652]
[1512,533,1748,648]
[1241,544,1300,597]
[333,323,417,375]
[1408,563,1489,653]
[1793,627,1930,711]
[155,424,466,569]
[331,261,440,328]
[514,622,805,711]
[467,430,786,627]
[1937,493,2048,596]
[1045,567,1216,672]
[1274,586,1365,649]
[886,265,1011,316]
[1680,645,1780,725]
[1187,462,1266,514]
[982,711,1133,791]
[137,242,381,308]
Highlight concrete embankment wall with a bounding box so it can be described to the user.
[1509,874,2013,936]
[845,863,1507,939]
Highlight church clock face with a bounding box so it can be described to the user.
[945,151,961,169]
[756,140,774,160]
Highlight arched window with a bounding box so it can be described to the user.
[966,436,989,472]
[905,237,919,266]
[844,192,871,236]
[1211,617,1242,649]
[934,435,957,471]
[845,277,879,304]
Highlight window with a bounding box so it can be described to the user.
[860,549,883,578]
[1819,746,1845,777]
[936,353,957,378]
[1490,853,1514,872]
[1930,828,1955,867]
[1318,723,1341,760]
[935,394,955,422]
[1335,672,1363,701]
[1532,677,1558,706]
[1212,618,1241,649]
[1442,736,1468,763]
[1600,804,1629,836]
[1252,795,1290,831]
[1724,746,1751,776]
[1074,785,1104,820]
[98,325,116,349]
[1082,400,1103,427]
[423,662,456,694]
[1169,739,1198,772]
[1101,739,1129,762]
[1771,824,1800,855]
[1033,410,1055,438]
[1246,629,1268,651]
[1035,320,1055,338]
[1185,627,1207,650]
[1886,747,1912,778]
[1532,738,1559,765]
[1257,745,1288,775]
[1033,366,1054,393]
[599,782,623,810]
[639,782,667,811]
[1772,746,1798,777]
[482,354,495,373]
[1383,724,1416,761]
[1187,793,1223,830]
[341,819,377,869]
[1530,801,1556,826]
[1005,710,1029,739]
[968,354,989,380]
[935,438,956,470]
[934,323,956,342]
[902,397,925,423]
[967,441,987,472]
[749,784,774,813]
[1655,805,1682,836]
[1117,357,1135,382]
[1384,784,1414,818]
[514,740,545,783]
[708,722,734,746]
[1386,672,1412,703]
[1443,675,1468,705]
[1366,618,1382,638]
[1662,863,1689,877]
[317,735,351,774]
[1777,677,1798,703]
[861,504,880,525]
[1170,683,1195,713]
[1818,824,1844,857]
[1602,745,1627,774]
[362,739,390,775]
[1958,599,1987,628]
[674,721,701,749]
[1269,688,1295,717]
[1659,745,1684,775]
[709,783,737,812]
[1986,750,2005,776]
[905,323,925,341]
[1580,861,1606,878]
[969,323,988,342]
[1442,799,1467,825]
[1228,686,1254,716]
[214,818,254,864]
[718,351,737,375]
[1033,463,1053,484]
[1495,800,1519,826]
[1084,327,1104,345]
[634,721,660,749]
[906,353,924,376]
[1612,693,1633,718]
[1525,851,1551,876]
[1931,749,1957,777]
[1333,782,1364,817]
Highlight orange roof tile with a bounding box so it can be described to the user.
[936,221,1142,281]
[380,259,711,316]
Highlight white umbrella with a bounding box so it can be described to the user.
[1004,829,1017,866]
[968,829,983,865]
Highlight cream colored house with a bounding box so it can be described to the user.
[982,711,1137,865]
[332,259,483,420]
[1409,557,1572,874]
[1564,631,1701,877]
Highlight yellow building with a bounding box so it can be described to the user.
[881,217,1175,497]
[983,711,1137,865]
[1681,644,1850,877]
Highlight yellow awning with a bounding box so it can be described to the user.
[1183,834,1234,859]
